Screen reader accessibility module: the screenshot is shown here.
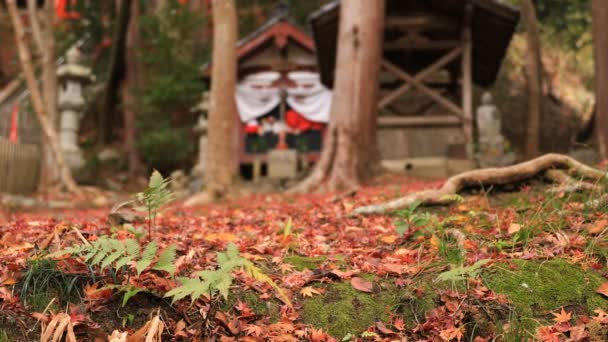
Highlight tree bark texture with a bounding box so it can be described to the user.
[122,0,142,177]
[290,0,385,193]
[5,0,81,195]
[100,0,131,145]
[592,0,608,160]
[522,0,542,159]
[204,0,239,200]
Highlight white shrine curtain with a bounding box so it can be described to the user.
[235,71,281,122]
[286,71,332,123]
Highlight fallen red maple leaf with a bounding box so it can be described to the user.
[597,282,608,297]
[350,277,373,293]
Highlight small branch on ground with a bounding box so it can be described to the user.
[352,153,606,216]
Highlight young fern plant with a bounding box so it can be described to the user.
[165,244,292,307]
[47,237,177,306]
[135,170,174,241]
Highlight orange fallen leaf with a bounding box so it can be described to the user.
[430,234,440,250]
[375,321,395,335]
[597,282,608,297]
[552,307,572,324]
[300,286,323,297]
[587,219,607,235]
[205,232,238,242]
[380,235,398,244]
[351,277,373,293]
[508,223,521,235]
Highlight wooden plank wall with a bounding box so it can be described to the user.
[0,138,40,194]
[377,123,464,159]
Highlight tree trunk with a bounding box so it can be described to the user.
[204,0,238,200]
[100,0,131,146]
[290,0,385,193]
[40,0,60,189]
[5,0,81,195]
[522,0,542,159]
[592,0,608,160]
[122,0,142,177]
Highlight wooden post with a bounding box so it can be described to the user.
[462,4,474,158]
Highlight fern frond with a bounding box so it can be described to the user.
[121,286,144,307]
[114,239,140,270]
[135,241,158,275]
[436,259,490,282]
[152,245,177,276]
[165,277,211,304]
[243,261,292,307]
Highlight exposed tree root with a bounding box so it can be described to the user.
[352,153,606,216]
[544,169,603,193]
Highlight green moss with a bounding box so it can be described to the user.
[302,282,402,338]
[483,259,607,320]
[284,255,327,271]
[221,290,280,320]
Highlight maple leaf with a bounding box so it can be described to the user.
[278,263,295,274]
[309,327,328,342]
[83,283,112,301]
[592,308,608,324]
[244,324,264,337]
[439,326,464,341]
[299,286,322,297]
[351,277,373,293]
[552,307,572,324]
[568,324,588,342]
[536,326,560,342]
[234,300,255,318]
[596,281,608,297]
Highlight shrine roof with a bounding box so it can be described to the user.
[236,12,314,59]
[202,12,314,76]
[310,0,520,88]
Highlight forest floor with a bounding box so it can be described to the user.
[1,174,608,341]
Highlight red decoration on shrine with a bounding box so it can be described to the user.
[285,109,324,132]
[9,103,19,143]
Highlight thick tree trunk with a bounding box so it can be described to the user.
[122,0,142,177]
[40,0,60,189]
[204,0,238,200]
[101,0,131,146]
[522,0,542,159]
[6,0,81,195]
[290,0,385,193]
[592,0,608,160]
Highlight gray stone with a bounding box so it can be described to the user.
[476,92,510,167]
[1,194,37,208]
[98,148,121,162]
[268,149,298,179]
[568,148,601,166]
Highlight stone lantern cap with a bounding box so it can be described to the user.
[57,47,95,84]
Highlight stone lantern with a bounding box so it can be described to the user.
[57,47,94,170]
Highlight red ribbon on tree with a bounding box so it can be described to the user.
[55,0,81,20]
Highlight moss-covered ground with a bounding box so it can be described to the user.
[483,259,607,322]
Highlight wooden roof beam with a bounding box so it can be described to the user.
[384,39,461,51]
[385,15,459,31]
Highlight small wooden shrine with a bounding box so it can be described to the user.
[203,11,332,175]
[310,0,519,165]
